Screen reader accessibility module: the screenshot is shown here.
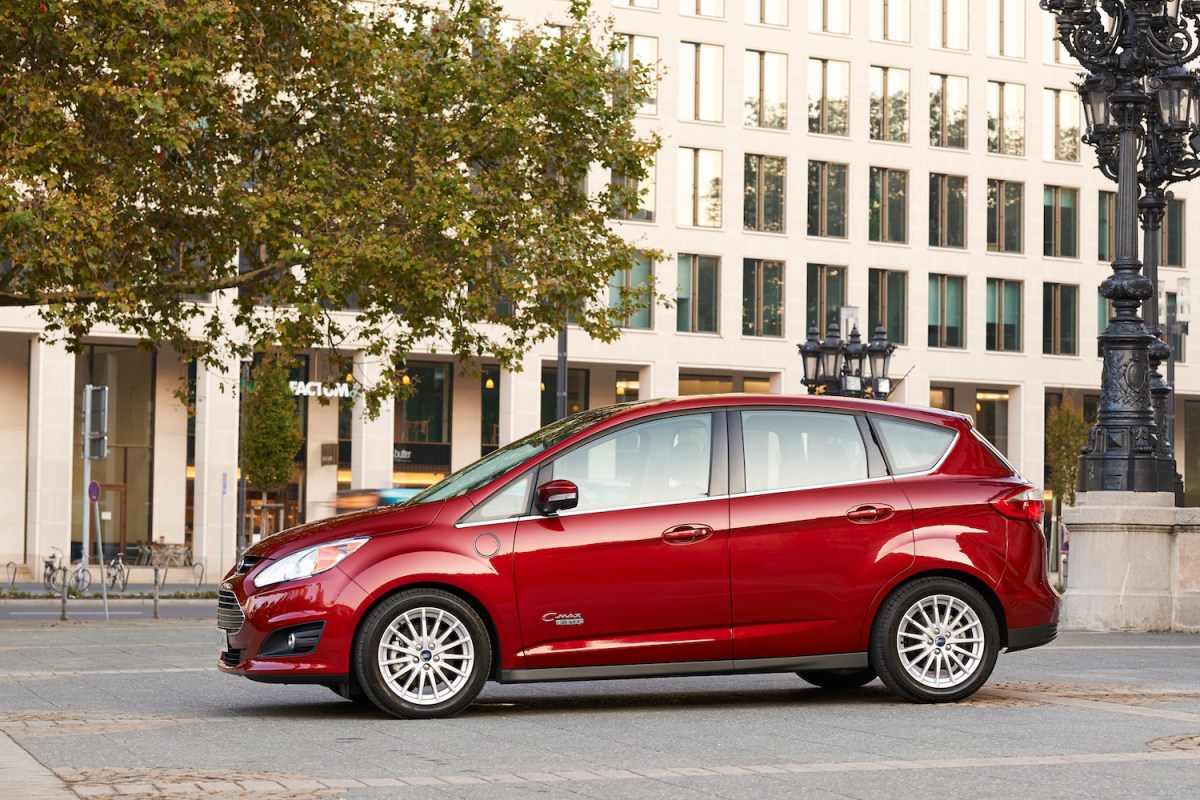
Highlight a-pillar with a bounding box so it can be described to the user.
[498,355,541,446]
[25,339,75,571]
[350,352,395,489]
[192,356,241,577]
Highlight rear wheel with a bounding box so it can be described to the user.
[870,577,999,703]
[354,589,491,719]
[797,667,877,690]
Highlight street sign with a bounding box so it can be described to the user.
[88,481,100,503]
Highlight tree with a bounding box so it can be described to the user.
[241,354,303,503]
[1045,402,1090,507]
[0,0,660,412]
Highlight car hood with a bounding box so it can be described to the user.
[244,500,446,560]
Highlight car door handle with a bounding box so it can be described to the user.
[662,524,713,545]
[846,504,895,523]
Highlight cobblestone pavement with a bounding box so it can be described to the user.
[0,620,1198,799]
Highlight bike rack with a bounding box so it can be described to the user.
[5,561,16,592]
[192,563,205,588]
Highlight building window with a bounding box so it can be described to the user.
[678,147,722,227]
[616,0,658,7]
[869,66,909,142]
[929,386,954,410]
[540,368,589,426]
[869,167,908,244]
[869,268,908,345]
[930,0,968,50]
[807,263,846,332]
[1044,88,1080,162]
[975,390,1010,456]
[1169,292,1188,363]
[929,74,968,149]
[610,167,655,222]
[677,254,720,333]
[987,0,1025,59]
[808,0,849,34]
[1160,198,1186,267]
[744,50,787,129]
[986,277,1022,352]
[987,81,1025,155]
[987,179,1023,253]
[807,160,848,238]
[1098,190,1115,262]
[1043,13,1070,63]
[679,42,723,122]
[929,174,967,249]
[744,154,786,233]
[808,58,850,136]
[1044,185,1079,259]
[929,273,965,348]
[743,259,784,337]
[870,0,910,42]
[615,371,640,402]
[680,0,724,16]
[1043,283,1079,356]
[745,0,787,26]
[610,253,653,329]
[614,34,659,116]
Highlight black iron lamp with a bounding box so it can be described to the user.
[799,325,822,388]
[841,326,866,396]
[867,325,897,397]
[819,321,844,385]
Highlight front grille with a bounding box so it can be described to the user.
[217,589,245,632]
[221,648,244,667]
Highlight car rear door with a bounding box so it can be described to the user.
[728,408,915,660]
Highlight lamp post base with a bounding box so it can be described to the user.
[1062,491,1200,632]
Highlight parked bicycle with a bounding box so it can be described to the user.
[106,552,129,593]
[42,547,64,592]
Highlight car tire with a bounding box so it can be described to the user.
[796,667,877,690]
[354,589,491,719]
[870,577,999,703]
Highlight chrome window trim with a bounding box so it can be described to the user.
[455,493,732,527]
[734,473,894,498]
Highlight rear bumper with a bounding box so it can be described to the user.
[1006,622,1058,653]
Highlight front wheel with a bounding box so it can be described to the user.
[354,589,491,719]
[870,577,999,703]
[70,568,91,593]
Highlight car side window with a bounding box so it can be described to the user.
[872,417,957,474]
[550,414,713,511]
[741,410,868,492]
[461,473,534,523]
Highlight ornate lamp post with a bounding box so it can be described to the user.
[1042,0,1200,494]
[799,322,895,398]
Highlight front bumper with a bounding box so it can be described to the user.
[217,565,368,682]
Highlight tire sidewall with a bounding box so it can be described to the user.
[871,577,999,703]
[354,589,491,719]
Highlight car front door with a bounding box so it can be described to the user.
[729,408,915,660]
[513,411,732,670]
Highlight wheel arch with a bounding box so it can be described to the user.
[351,581,504,681]
[865,569,1010,651]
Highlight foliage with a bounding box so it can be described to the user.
[1045,402,1090,507]
[0,0,660,412]
[241,355,303,493]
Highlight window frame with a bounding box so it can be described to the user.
[929,173,967,249]
[985,277,1023,353]
[744,153,786,233]
[807,160,848,238]
[742,259,785,337]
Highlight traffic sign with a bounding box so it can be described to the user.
[88,481,100,503]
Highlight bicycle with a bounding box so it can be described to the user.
[62,560,91,594]
[42,547,64,592]
[106,552,129,593]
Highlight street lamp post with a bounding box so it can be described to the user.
[1042,0,1200,495]
[798,322,896,398]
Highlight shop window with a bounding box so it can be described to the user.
[541,367,589,426]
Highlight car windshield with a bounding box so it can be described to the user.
[405,405,626,505]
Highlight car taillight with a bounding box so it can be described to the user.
[990,486,1044,522]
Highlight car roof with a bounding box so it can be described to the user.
[597,394,971,428]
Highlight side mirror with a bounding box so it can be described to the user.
[535,479,579,515]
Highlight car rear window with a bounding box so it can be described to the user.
[872,416,957,474]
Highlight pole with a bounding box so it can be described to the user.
[80,386,92,573]
[237,361,250,558]
[93,498,108,620]
[220,472,226,577]
[556,322,568,420]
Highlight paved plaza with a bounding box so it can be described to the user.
[0,618,1198,799]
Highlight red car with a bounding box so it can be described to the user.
[217,395,1059,718]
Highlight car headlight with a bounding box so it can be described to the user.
[252,537,369,588]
